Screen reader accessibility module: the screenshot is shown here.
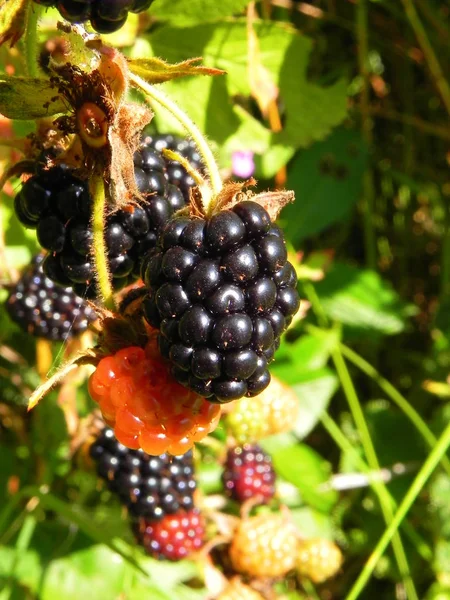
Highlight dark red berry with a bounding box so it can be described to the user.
[222,444,275,503]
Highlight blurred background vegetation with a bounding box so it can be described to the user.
[0,0,450,598]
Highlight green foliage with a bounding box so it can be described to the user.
[283,128,368,242]
[312,262,411,334]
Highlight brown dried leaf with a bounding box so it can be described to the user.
[127,56,225,84]
[0,0,28,47]
[249,189,295,221]
[108,101,152,209]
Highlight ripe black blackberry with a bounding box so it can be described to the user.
[33,0,155,34]
[14,140,189,297]
[222,444,275,503]
[142,201,300,403]
[89,427,197,519]
[141,133,204,203]
[5,254,97,341]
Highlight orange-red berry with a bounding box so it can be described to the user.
[89,340,220,454]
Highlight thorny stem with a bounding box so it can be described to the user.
[24,3,41,78]
[401,0,450,117]
[90,170,116,311]
[129,73,223,213]
[345,419,450,600]
[356,0,377,271]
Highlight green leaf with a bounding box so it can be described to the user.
[151,0,251,25]
[292,369,338,439]
[289,507,334,539]
[271,444,338,512]
[128,57,225,83]
[313,262,410,335]
[145,20,347,173]
[0,77,65,119]
[282,128,368,243]
[274,331,338,377]
[40,545,128,600]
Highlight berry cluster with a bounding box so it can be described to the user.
[88,338,221,455]
[15,138,194,297]
[89,427,205,560]
[143,201,300,403]
[226,375,299,444]
[5,254,96,341]
[222,444,275,504]
[34,0,154,34]
[230,514,298,578]
[142,133,204,204]
[133,509,205,560]
[90,427,197,519]
[296,539,343,584]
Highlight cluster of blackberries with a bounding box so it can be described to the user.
[222,444,275,504]
[90,427,204,560]
[5,254,96,341]
[142,201,300,403]
[90,427,197,519]
[34,0,154,34]
[14,135,199,298]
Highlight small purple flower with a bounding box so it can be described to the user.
[232,150,255,179]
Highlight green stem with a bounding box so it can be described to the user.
[0,514,36,600]
[401,0,450,117]
[24,3,41,78]
[129,73,222,210]
[331,347,418,600]
[90,171,116,311]
[356,0,376,270]
[345,419,450,600]
[340,342,450,477]
[321,412,432,562]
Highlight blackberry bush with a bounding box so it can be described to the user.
[89,427,197,519]
[33,0,155,34]
[5,254,96,341]
[14,135,198,297]
[222,444,275,504]
[143,201,300,403]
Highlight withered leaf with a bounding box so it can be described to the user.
[0,0,28,47]
[0,77,66,119]
[127,56,225,84]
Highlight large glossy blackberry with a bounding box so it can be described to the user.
[89,427,197,519]
[33,0,155,34]
[14,141,188,297]
[132,508,205,560]
[141,133,203,203]
[5,254,96,341]
[142,201,300,403]
[222,444,275,503]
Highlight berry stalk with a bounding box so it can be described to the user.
[24,3,41,78]
[129,73,223,211]
[90,170,116,310]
